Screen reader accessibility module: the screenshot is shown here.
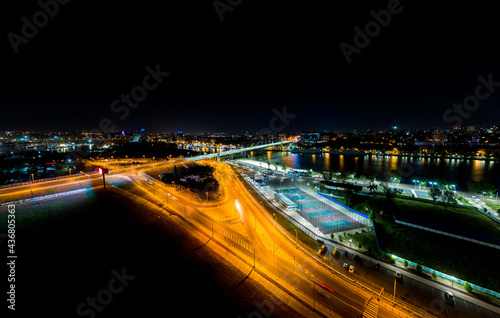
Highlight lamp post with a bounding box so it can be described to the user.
[280,179,283,193]
[69,168,72,178]
[30,173,34,197]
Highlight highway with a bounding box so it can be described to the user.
[234,161,500,318]
[133,160,422,317]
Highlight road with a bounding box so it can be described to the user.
[132,161,426,317]
[3,157,499,317]
[234,160,500,318]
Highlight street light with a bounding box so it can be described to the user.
[69,168,72,178]
[280,179,283,193]
[30,173,34,198]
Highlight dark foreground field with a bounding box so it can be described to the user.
[1,188,303,318]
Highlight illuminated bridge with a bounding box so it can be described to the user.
[189,141,293,160]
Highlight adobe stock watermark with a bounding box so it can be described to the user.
[443,73,499,126]
[99,64,170,133]
[213,0,243,22]
[7,0,71,54]
[238,268,302,318]
[63,63,169,163]
[340,0,409,64]
[76,267,135,318]
[257,106,297,136]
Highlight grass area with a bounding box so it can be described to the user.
[321,186,500,241]
[1,187,302,317]
[485,199,500,211]
[231,166,322,251]
[373,216,500,292]
[393,198,500,241]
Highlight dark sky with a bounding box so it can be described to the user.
[1,0,500,134]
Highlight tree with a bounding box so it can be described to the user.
[348,172,356,182]
[380,183,403,201]
[322,170,331,181]
[432,271,438,279]
[390,169,401,183]
[464,282,473,293]
[443,189,457,209]
[339,171,348,183]
[403,260,408,268]
[360,175,367,184]
[429,187,442,204]
[344,189,355,207]
[357,242,362,248]
[368,182,378,195]
[330,232,334,240]
[338,235,343,242]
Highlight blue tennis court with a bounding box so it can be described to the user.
[281,189,302,194]
[285,194,313,201]
[298,201,325,209]
[320,219,354,231]
[305,209,337,219]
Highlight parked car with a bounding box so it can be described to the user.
[349,265,355,273]
[318,245,327,255]
[395,271,402,279]
[444,291,455,305]
[343,263,348,270]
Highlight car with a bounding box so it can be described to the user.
[343,263,348,269]
[444,291,454,304]
[349,265,355,273]
[318,244,327,255]
[395,271,402,279]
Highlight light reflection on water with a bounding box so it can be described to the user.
[249,151,500,190]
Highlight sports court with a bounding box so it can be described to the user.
[279,188,363,234]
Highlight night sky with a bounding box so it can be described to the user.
[1,0,500,133]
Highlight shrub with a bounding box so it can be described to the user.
[338,235,343,242]
[343,231,347,237]
[464,282,473,293]
[432,271,437,279]
[403,260,408,268]
[330,232,334,239]
[361,229,365,233]
[357,242,362,248]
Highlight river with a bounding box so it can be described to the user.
[248,151,500,192]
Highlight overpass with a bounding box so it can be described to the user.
[189,140,293,160]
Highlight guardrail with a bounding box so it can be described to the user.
[0,172,100,189]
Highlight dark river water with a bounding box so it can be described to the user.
[249,151,500,192]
